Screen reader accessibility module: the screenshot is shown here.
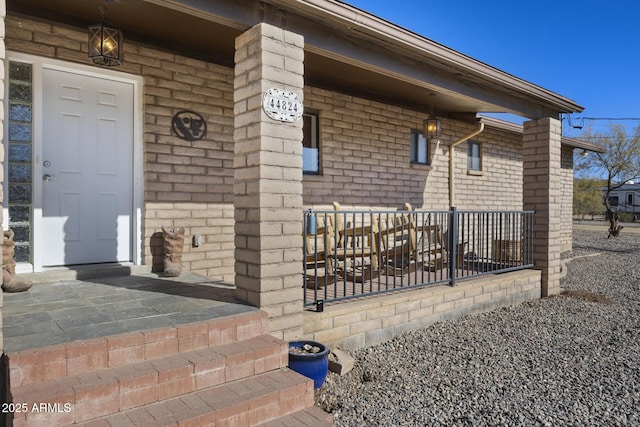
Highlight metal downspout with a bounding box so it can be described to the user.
[448,123,485,208]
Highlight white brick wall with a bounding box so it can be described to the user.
[233,23,305,340]
[5,14,565,290]
[304,270,541,350]
[560,145,574,252]
[303,87,524,211]
[6,15,237,281]
[522,118,563,297]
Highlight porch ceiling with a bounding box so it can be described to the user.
[7,0,584,120]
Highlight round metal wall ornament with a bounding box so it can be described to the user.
[172,110,207,141]
[262,88,303,123]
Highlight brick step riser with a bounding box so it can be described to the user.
[258,406,335,426]
[8,310,269,388]
[11,335,288,425]
[13,369,315,427]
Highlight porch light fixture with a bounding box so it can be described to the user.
[88,2,123,66]
[423,115,441,139]
[423,102,441,139]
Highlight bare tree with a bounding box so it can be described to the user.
[574,122,640,237]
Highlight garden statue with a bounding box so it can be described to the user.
[2,229,32,292]
[162,226,185,277]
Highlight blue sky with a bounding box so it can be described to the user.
[343,0,640,138]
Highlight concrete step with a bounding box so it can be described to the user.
[257,406,334,426]
[58,369,313,427]
[8,310,268,388]
[10,334,288,426]
[18,264,154,284]
[6,306,332,427]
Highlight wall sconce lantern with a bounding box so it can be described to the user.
[423,115,441,139]
[88,3,123,66]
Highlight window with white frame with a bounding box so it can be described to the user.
[302,113,319,174]
[627,193,634,206]
[467,140,482,171]
[410,129,428,165]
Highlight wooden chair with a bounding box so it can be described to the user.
[379,204,449,272]
[331,202,379,281]
[377,203,418,273]
[303,211,335,288]
[303,212,332,267]
[414,223,447,270]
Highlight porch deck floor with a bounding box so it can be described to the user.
[2,271,254,353]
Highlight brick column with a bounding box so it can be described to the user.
[233,23,304,341]
[523,118,562,297]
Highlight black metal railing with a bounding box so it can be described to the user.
[303,207,534,307]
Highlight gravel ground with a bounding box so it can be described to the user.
[316,228,640,426]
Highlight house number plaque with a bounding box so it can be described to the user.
[262,88,303,123]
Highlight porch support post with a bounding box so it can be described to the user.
[233,23,305,340]
[522,117,562,297]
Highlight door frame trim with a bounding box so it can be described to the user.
[4,52,144,272]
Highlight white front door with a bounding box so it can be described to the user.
[42,68,134,266]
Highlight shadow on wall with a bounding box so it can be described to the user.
[150,231,165,273]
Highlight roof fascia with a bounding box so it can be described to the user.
[478,116,605,153]
[148,0,584,116]
[273,0,584,115]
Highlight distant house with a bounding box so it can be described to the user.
[607,182,640,218]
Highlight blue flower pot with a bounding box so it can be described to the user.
[288,340,329,389]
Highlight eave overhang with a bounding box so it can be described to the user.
[277,0,584,117]
[479,116,605,153]
[7,0,585,120]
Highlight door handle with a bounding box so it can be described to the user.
[43,174,56,182]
